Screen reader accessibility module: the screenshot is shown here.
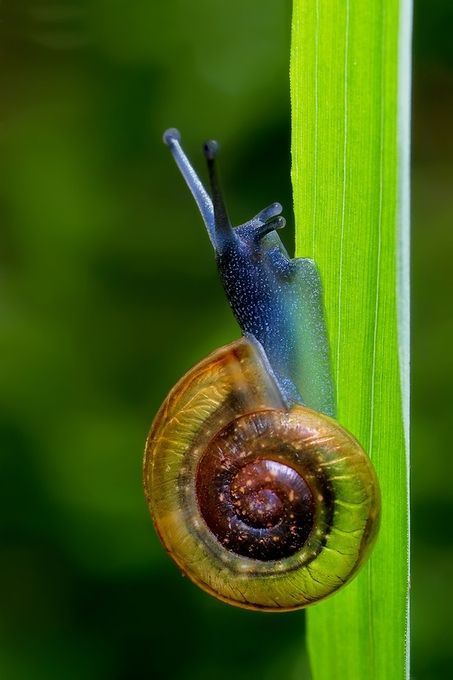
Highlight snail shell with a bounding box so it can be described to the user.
[144,337,380,611]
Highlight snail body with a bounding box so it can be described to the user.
[144,130,380,611]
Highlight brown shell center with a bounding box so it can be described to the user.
[196,414,316,561]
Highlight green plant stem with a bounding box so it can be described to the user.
[290,1,411,678]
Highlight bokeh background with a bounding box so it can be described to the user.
[0,1,451,678]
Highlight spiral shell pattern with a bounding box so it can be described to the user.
[144,338,380,611]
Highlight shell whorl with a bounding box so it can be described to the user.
[144,338,380,611]
[197,417,317,561]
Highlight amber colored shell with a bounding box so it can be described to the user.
[143,338,380,611]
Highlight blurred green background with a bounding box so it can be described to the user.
[0,1,451,678]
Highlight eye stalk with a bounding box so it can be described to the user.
[203,139,219,161]
[163,128,286,252]
[202,137,286,249]
[202,140,234,248]
[163,128,217,247]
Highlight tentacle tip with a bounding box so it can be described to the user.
[274,216,286,230]
[163,128,181,146]
[254,216,286,242]
[203,139,220,160]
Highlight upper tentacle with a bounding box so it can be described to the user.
[163,128,216,247]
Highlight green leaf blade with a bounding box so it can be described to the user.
[290,1,411,678]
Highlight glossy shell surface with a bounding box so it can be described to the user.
[144,338,380,611]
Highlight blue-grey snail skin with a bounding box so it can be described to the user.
[143,129,380,611]
[162,128,334,416]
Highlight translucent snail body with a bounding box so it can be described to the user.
[143,130,380,611]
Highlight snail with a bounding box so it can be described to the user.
[143,129,380,611]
